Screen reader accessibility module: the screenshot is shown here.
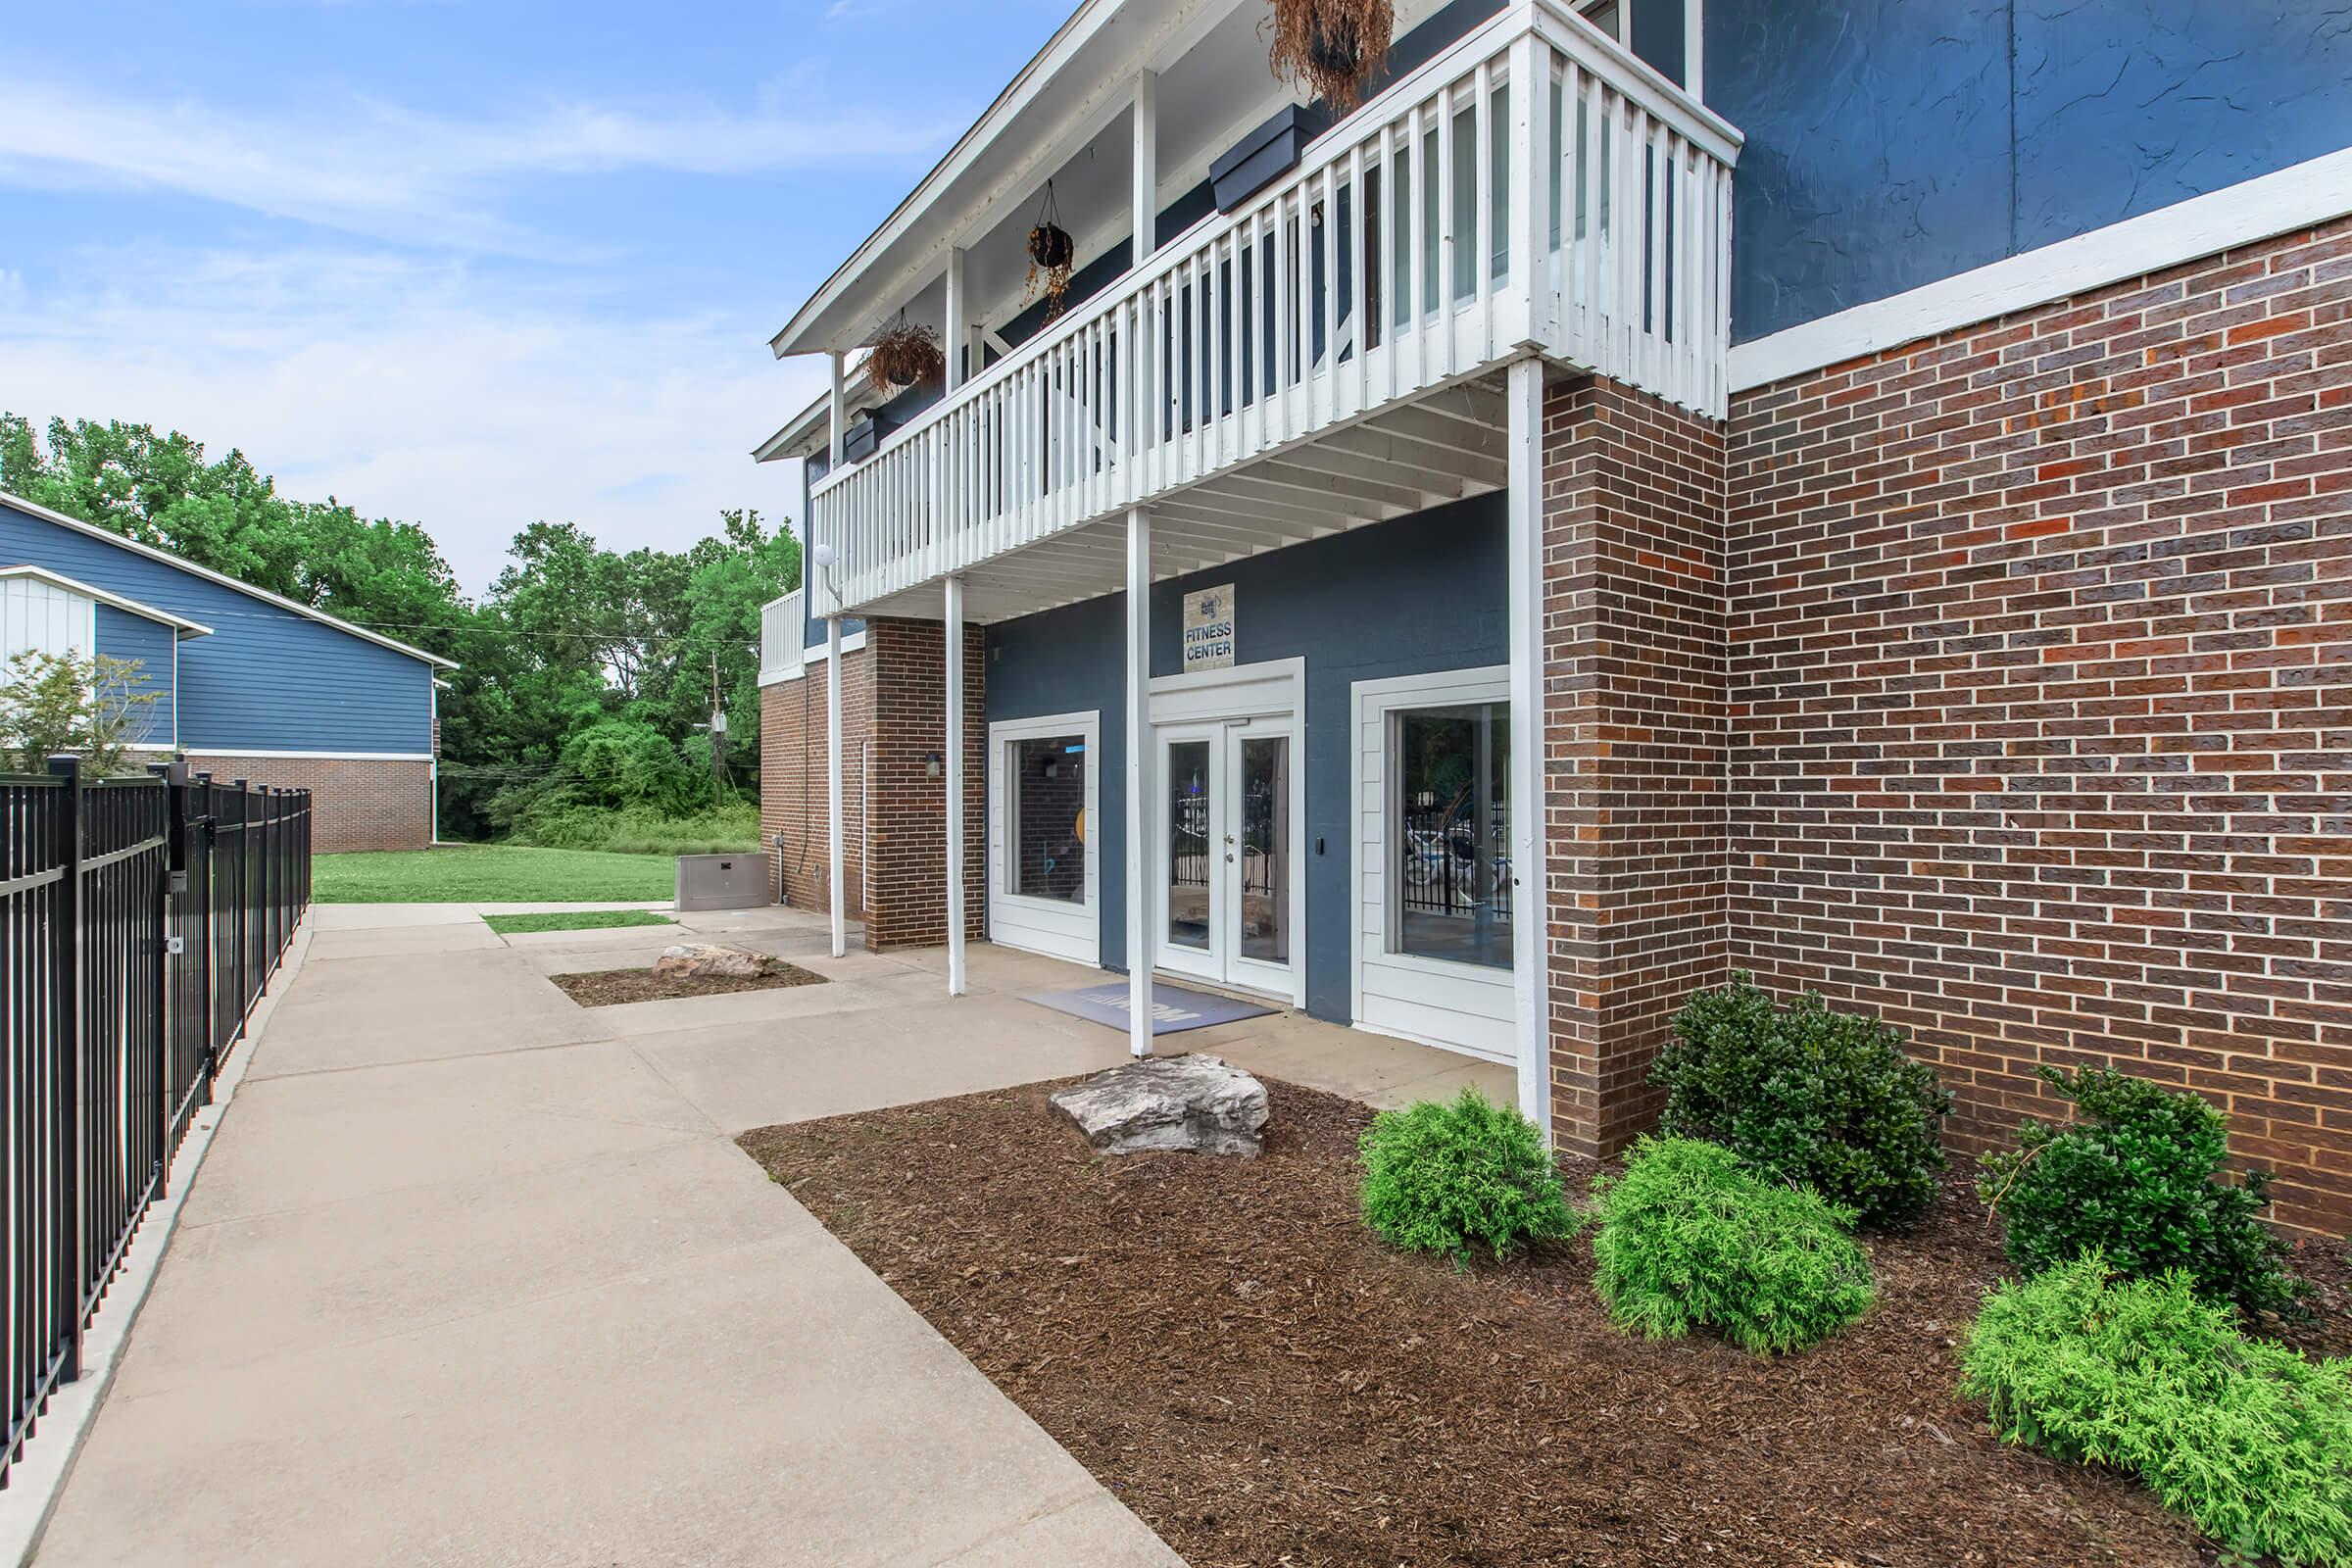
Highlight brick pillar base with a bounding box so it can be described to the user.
[1541,376,1731,1158]
[861,616,987,952]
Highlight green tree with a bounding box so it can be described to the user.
[0,651,164,776]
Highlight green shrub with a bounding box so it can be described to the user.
[1650,975,1952,1228]
[1961,1255,2352,1566]
[509,802,760,857]
[1590,1137,1875,1354]
[1979,1064,2307,1323]
[1358,1088,1579,1266]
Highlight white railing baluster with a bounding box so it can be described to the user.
[1348,142,1368,418]
[1407,101,1427,392]
[1474,59,1494,365]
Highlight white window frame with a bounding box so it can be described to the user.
[1147,658,1308,1008]
[1350,665,1517,1064]
[987,709,1102,966]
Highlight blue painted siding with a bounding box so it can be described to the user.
[92,604,177,746]
[0,500,435,755]
[1708,0,2352,342]
[985,492,1505,1022]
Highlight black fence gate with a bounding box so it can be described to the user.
[0,759,310,1486]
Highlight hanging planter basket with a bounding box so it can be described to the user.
[1266,0,1393,114]
[1024,181,1077,322]
[865,313,944,394]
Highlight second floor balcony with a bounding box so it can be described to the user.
[805,0,1738,625]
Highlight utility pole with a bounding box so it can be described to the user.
[708,650,729,793]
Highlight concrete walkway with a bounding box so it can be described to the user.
[35,903,1507,1566]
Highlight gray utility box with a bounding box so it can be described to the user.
[674,853,770,912]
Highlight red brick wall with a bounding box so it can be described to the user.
[862,617,987,953]
[181,756,431,854]
[1725,217,2352,1234]
[759,644,872,917]
[1541,376,1733,1157]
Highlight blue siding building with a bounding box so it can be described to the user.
[0,491,452,851]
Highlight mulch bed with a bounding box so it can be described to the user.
[741,1077,2352,1568]
[549,963,826,1006]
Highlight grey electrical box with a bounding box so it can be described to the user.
[674,854,770,912]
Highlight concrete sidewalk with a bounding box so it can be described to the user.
[35,903,1505,1566]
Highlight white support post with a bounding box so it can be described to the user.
[1507,28,1553,350]
[945,574,967,996]
[1131,70,1158,266]
[1123,506,1152,1058]
[826,613,847,959]
[828,351,847,466]
[1684,0,1704,100]
[944,248,967,393]
[1503,357,1549,1142]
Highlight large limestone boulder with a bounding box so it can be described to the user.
[1051,1054,1269,1157]
[652,944,779,981]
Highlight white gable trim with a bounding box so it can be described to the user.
[0,565,215,637]
[1729,145,2352,394]
[0,490,458,669]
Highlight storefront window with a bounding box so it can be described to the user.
[1009,736,1087,903]
[1392,703,1511,970]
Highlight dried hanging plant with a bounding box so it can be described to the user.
[1024,180,1077,322]
[1266,0,1394,114]
[865,313,944,394]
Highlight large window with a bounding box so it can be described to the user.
[1391,702,1510,970]
[1007,734,1087,904]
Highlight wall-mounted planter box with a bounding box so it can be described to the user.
[1211,105,1322,213]
[842,411,896,464]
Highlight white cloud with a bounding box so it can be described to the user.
[0,246,825,593]
[0,77,959,253]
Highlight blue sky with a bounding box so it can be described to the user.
[0,0,1069,590]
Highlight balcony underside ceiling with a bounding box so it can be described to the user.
[852,374,1507,625]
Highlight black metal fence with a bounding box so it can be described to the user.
[1,759,310,1486]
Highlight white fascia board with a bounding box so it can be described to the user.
[1730,145,2352,394]
[769,0,1247,360]
[0,564,216,637]
[0,490,460,669]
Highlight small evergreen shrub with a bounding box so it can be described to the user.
[1651,975,1952,1228]
[1590,1137,1875,1354]
[1358,1088,1579,1266]
[1961,1255,2352,1566]
[1979,1064,2307,1323]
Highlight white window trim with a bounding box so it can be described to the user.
[987,709,1102,965]
[1350,664,1518,1065]
[1730,144,2352,394]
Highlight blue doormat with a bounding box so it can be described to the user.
[1026,981,1276,1035]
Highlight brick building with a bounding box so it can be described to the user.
[757,0,2351,1231]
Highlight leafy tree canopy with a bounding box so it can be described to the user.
[2,413,800,837]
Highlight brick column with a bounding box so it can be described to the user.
[1540,375,1732,1157]
[861,616,987,952]
[759,645,871,916]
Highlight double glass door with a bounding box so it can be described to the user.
[1157,717,1294,997]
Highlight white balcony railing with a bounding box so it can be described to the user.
[809,0,1739,617]
[758,588,806,684]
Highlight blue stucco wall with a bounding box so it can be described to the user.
[92,603,177,746]
[985,493,1505,1022]
[0,500,435,755]
[1707,0,2352,341]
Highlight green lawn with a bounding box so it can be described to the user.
[313,845,682,904]
[482,908,676,935]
